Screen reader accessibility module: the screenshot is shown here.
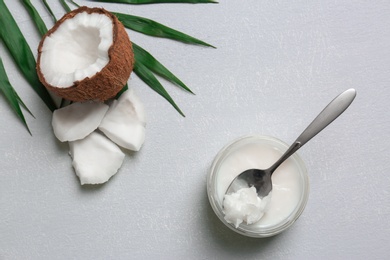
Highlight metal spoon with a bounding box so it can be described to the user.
[225,88,357,199]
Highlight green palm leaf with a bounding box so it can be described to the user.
[92,0,217,4]
[0,0,56,112]
[133,43,193,94]
[115,83,129,99]
[67,0,80,8]
[114,12,214,48]
[42,0,58,23]
[59,0,71,12]
[133,61,185,117]
[22,0,48,36]
[0,57,32,135]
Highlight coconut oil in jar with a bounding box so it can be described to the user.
[207,135,309,237]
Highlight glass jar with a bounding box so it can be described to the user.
[207,135,309,238]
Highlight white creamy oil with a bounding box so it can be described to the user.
[217,141,303,228]
[223,187,272,228]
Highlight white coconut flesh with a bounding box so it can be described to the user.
[99,89,146,151]
[39,11,113,88]
[52,101,109,142]
[69,132,125,185]
[52,88,146,185]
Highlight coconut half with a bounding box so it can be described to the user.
[37,6,134,102]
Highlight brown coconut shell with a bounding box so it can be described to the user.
[37,6,134,102]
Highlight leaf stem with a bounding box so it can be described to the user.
[114,12,215,48]
[59,0,71,13]
[133,61,185,117]
[42,0,58,23]
[0,57,33,135]
[67,0,80,8]
[133,43,194,94]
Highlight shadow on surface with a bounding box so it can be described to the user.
[78,181,107,193]
[52,134,68,153]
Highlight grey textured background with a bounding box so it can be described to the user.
[1,1,389,259]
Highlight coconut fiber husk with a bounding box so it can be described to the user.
[37,6,134,102]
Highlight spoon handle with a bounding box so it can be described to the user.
[269,88,356,174]
[296,88,356,146]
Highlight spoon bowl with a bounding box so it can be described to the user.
[225,88,357,199]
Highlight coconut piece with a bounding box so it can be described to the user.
[69,132,125,185]
[52,101,109,142]
[37,6,134,102]
[117,88,146,124]
[99,89,146,151]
